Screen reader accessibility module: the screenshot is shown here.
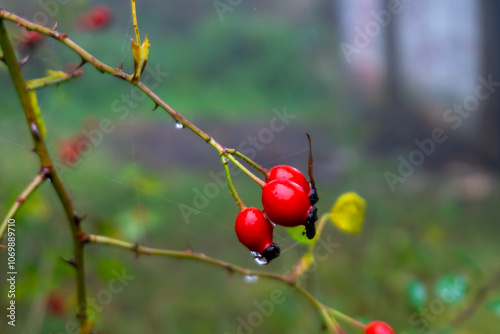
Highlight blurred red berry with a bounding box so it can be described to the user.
[19,30,44,50]
[58,138,83,166]
[90,5,112,29]
[365,321,395,334]
[46,292,66,318]
[75,5,112,31]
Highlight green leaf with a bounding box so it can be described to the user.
[406,278,427,309]
[286,225,318,245]
[435,274,468,304]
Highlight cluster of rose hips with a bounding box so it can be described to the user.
[234,135,319,264]
[235,164,318,264]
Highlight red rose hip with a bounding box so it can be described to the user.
[262,179,311,227]
[266,165,311,195]
[235,207,280,264]
[365,321,394,334]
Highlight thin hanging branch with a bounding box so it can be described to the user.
[0,168,49,241]
[86,232,341,331]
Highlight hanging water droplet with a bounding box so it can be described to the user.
[254,257,268,265]
[175,121,184,129]
[250,251,268,265]
[244,275,259,283]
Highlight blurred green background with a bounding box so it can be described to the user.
[1,0,500,333]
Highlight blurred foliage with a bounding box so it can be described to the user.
[406,278,427,310]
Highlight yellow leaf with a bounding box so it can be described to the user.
[330,192,366,234]
[131,36,150,80]
[27,90,46,137]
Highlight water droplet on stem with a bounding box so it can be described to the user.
[175,121,184,129]
[244,275,259,283]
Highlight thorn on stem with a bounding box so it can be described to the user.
[52,22,58,30]
[73,211,87,225]
[118,59,124,71]
[152,103,159,111]
[76,58,87,69]
[61,257,76,268]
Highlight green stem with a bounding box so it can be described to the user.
[221,155,244,210]
[228,149,268,175]
[87,234,290,283]
[0,18,89,328]
[291,285,339,334]
[330,308,366,330]
[225,153,266,187]
[0,168,48,241]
